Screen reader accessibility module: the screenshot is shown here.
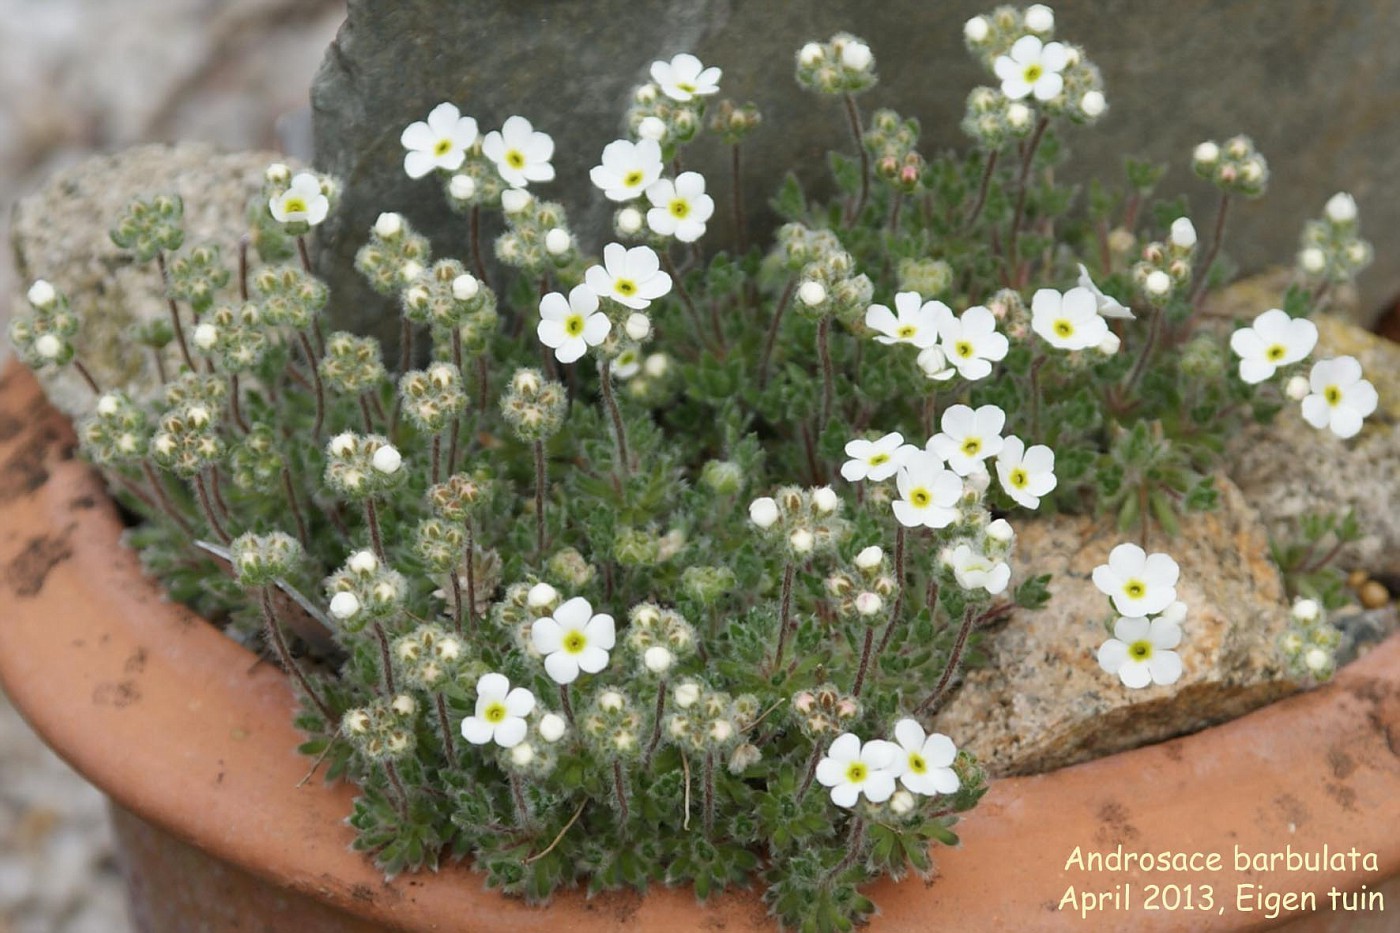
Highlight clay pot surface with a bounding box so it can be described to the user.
[1,363,1397,932]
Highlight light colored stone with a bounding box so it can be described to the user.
[1229,315,1400,580]
[932,475,1296,777]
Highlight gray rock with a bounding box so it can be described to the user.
[311,0,1400,339]
[1333,605,1400,668]
[10,144,300,418]
[1229,315,1400,580]
[930,475,1296,777]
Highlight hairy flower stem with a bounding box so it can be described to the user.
[1007,116,1050,279]
[796,743,823,801]
[71,358,102,396]
[371,622,397,695]
[643,678,668,769]
[140,460,193,536]
[888,191,904,234]
[874,525,908,655]
[532,441,547,560]
[296,235,314,275]
[850,626,877,697]
[193,470,231,543]
[559,684,576,727]
[355,393,374,433]
[772,562,797,671]
[731,143,748,254]
[363,499,388,562]
[509,773,532,828]
[154,252,197,372]
[817,315,836,426]
[758,278,795,388]
[258,587,333,722]
[227,374,250,433]
[1028,351,1047,441]
[296,330,325,438]
[1189,193,1231,312]
[597,359,631,477]
[383,760,410,817]
[842,94,870,224]
[613,760,631,825]
[448,572,465,636]
[398,318,415,376]
[434,693,457,760]
[430,433,442,485]
[280,464,311,548]
[463,523,478,634]
[962,150,999,231]
[916,605,979,716]
[703,751,717,835]
[661,252,714,354]
[1123,303,1163,396]
[825,817,867,883]
[469,206,488,283]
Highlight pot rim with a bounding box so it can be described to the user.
[1,363,1397,932]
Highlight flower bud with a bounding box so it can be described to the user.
[451,274,480,301]
[1144,270,1172,297]
[749,497,780,529]
[799,42,824,65]
[840,40,872,71]
[1098,332,1121,355]
[501,188,532,214]
[1080,90,1106,118]
[963,16,989,42]
[616,207,644,235]
[986,518,1015,543]
[1192,141,1220,167]
[1324,192,1357,224]
[1285,375,1310,400]
[1024,4,1054,33]
[789,528,815,554]
[34,334,62,359]
[448,174,476,200]
[1299,247,1327,274]
[329,591,361,620]
[812,486,839,514]
[1291,598,1321,623]
[371,445,402,474]
[637,116,667,142]
[854,591,883,616]
[674,682,701,708]
[543,227,572,255]
[797,280,827,307]
[27,280,57,308]
[348,549,378,574]
[624,312,652,341]
[644,646,674,674]
[538,712,567,742]
[527,582,558,609]
[374,212,403,238]
[890,789,917,815]
[1169,217,1197,249]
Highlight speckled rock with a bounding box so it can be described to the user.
[310,0,1400,338]
[1229,315,1400,580]
[931,475,1296,777]
[9,144,299,418]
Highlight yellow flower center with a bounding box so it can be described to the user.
[910,487,931,508]
[955,341,974,358]
[615,278,638,297]
[845,762,868,783]
[1324,385,1342,406]
[564,314,585,337]
[1123,579,1147,600]
[1127,640,1153,661]
[1053,319,1074,338]
[677,81,697,93]
[1024,63,1044,83]
[563,630,587,654]
[1009,467,1029,488]
[896,325,917,339]
[282,197,307,214]
[623,169,645,187]
[869,452,890,466]
[669,198,691,219]
[505,149,526,169]
[433,138,453,156]
[484,702,507,723]
[907,753,927,774]
[960,437,982,456]
[1265,343,1287,362]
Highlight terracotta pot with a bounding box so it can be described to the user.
[1,362,1397,932]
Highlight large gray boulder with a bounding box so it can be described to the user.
[311,0,1400,336]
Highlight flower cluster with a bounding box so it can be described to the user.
[1192,135,1269,199]
[794,33,877,96]
[965,6,1105,123]
[1297,192,1373,285]
[110,194,185,261]
[355,212,432,295]
[816,720,959,808]
[1278,598,1343,683]
[8,280,80,368]
[1092,544,1187,688]
[749,486,848,557]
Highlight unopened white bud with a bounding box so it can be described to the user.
[1080,91,1105,118]
[374,212,403,238]
[371,445,402,474]
[1193,141,1220,166]
[617,207,644,235]
[1299,247,1327,274]
[1291,598,1321,623]
[963,16,989,42]
[450,274,480,301]
[1324,192,1357,224]
[329,591,361,620]
[527,582,558,608]
[510,743,535,766]
[644,646,674,674]
[501,188,531,214]
[1024,4,1055,33]
[1098,331,1121,355]
[797,280,826,307]
[399,260,424,282]
[1144,270,1172,296]
[812,486,839,514]
[34,334,62,359]
[1006,102,1033,129]
[391,694,417,716]
[193,323,218,350]
[265,162,291,185]
[544,227,572,255]
[855,546,883,569]
[637,116,667,142]
[1304,647,1330,672]
[448,173,476,200]
[1285,375,1310,401]
[840,41,872,71]
[749,497,779,529]
[1241,158,1263,183]
[96,393,120,416]
[1169,217,1197,249]
[598,690,625,712]
[642,353,669,378]
[624,312,652,341]
[889,789,917,815]
[538,712,567,742]
[854,591,883,616]
[329,432,356,457]
[799,42,824,65]
[674,682,701,708]
[986,518,1015,543]
[27,280,56,308]
[789,528,815,554]
[348,549,378,574]
[965,469,991,494]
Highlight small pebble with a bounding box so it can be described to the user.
[1359,579,1391,609]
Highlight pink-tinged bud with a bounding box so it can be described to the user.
[899,165,919,185]
[793,691,815,713]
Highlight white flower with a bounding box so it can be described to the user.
[1299,247,1327,275]
[1092,543,1180,617]
[1031,287,1109,350]
[1097,616,1184,689]
[1325,192,1357,224]
[1076,265,1134,320]
[1291,598,1321,624]
[616,207,644,235]
[400,102,479,179]
[866,292,952,349]
[452,274,479,301]
[855,546,883,569]
[892,452,963,529]
[34,334,63,359]
[584,243,673,310]
[645,172,715,243]
[1144,271,1172,297]
[937,305,1009,380]
[815,733,899,808]
[1169,217,1197,249]
[482,116,555,188]
[1023,3,1055,33]
[890,719,960,796]
[461,673,536,748]
[1080,90,1106,118]
[448,174,476,201]
[948,544,1011,595]
[1229,309,1319,385]
[527,582,558,609]
[1193,141,1220,166]
[797,280,827,307]
[371,445,402,474]
[840,432,910,483]
[928,404,1006,477]
[1300,356,1377,439]
[347,550,378,574]
[531,597,615,685]
[590,138,664,202]
[964,16,989,42]
[538,712,567,743]
[538,284,611,364]
[328,592,360,620]
[644,646,674,674]
[269,172,329,226]
[993,35,1068,102]
[650,53,721,102]
[637,116,667,142]
[995,435,1057,509]
[812,486,840,513]
[501,188,532,214]
[27,280,56,308]
[840,40,873,71]
[545,228,572,255]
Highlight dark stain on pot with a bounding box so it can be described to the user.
[4,525,75,598]
[1324,782,1358,812]
[92,680,141,708]
[124,647,147,675]
[1328,747,1358,780]
[0,412,22,442]
[349,883,374,902]
[1093,800,1141,847]
[1162,741,1184,762]
[68,493,97,510]
[1274,793,1310,828]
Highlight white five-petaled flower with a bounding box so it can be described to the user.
[1229,309,1319,385]
[1092,543,1180,617]
[947,544,1012,595]
[538,284,611,364]
[994,35,1069,102]
[482,116,555,188]
[269,172,329,226]
[840,432,911,483]
[893,452,963,529]
[1031,287,1109,350]
[531,597,616,685]
[1076,265,1134,320]
[995,435,1057,509]
[928,404,1006,477]
[649,52,722,102]
[400,102,479,179]
[890,719,961,796]
[585,243,673,310]
[866,292,953,349]
[645,172,715,243]
[937,305,1009,380]
[590,138,665,202]
[1300,356,1377,439]
[1097,616,1184,689]
[815,732,899,808]
[461,673,536,748]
